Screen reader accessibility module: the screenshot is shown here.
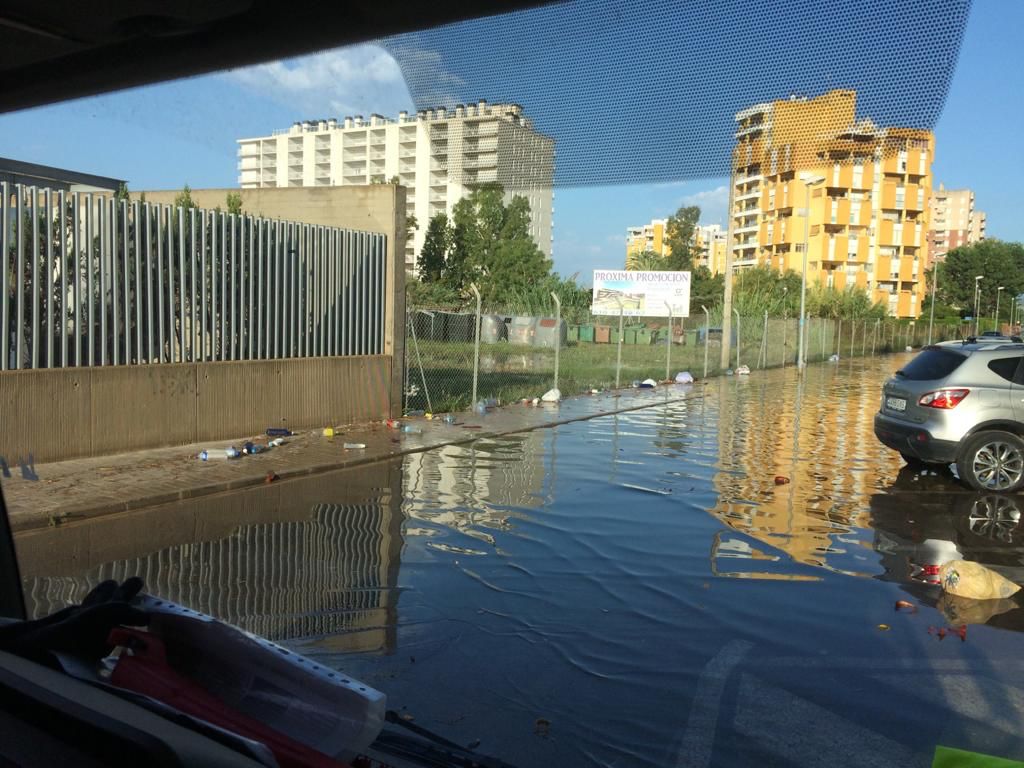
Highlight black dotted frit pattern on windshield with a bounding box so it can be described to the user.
[379,0,972,186]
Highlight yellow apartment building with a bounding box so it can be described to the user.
[625,218,670,266]
[625,219,727,274]
[731,89,933,318]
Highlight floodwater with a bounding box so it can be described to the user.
[15,354,1024,767]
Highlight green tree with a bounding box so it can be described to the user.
[406,212,418,245]
[936,240,1024,320]
[173,184,195,211]
[226,191,243,215]
[662,205,701,270]
[690,267,724,312]
[442,183,552,303]
[116,183,131,203]
[485,196,551,303]
[628,249,664,271]
[418,213,449,282]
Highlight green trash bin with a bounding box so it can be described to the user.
[567,324,580,342]
[636,329,653,345]
[622,328,638,345]
[578,324,595,343]
[608,327,620,344]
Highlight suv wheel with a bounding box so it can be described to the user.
[956,431,1024,493]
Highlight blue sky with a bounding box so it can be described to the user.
[0,0,1020,283]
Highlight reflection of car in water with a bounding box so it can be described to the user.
[870,474,1024,631]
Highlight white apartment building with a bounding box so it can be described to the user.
[237,100,555,270]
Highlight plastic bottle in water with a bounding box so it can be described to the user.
[474,401,487,415]
[442,414,457,424]
[268,438,286,448]
[401,425,423,434]
[199,447,241,461]
[484,397,499,408]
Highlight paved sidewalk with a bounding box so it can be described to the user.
[3,385,699,532]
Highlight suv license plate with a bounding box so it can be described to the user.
[886,396,907,412]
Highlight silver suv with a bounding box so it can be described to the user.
[874,342,1024,492]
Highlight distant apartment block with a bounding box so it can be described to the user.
[696,224,727,275]
[626,219,669,262]
[625,219,727,274]
[237,101,555,270]
[730,89,934,318]
[927,184,986,264]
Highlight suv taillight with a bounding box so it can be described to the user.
[918,389,970,409]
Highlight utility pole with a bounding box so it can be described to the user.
[720,173,737,370]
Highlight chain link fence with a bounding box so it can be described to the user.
[404,295,969,414]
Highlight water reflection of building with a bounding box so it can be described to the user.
[707,364,886,577]
[17,464,403,652]
[402,432,546,546]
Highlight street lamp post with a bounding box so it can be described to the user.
[927,259,938,345]
[797,173,826,369]
[995,286,1004,334]
[974,275,984,337]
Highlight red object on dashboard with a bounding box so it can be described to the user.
[108,627,349,768]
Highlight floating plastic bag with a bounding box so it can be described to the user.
[736,365,750,375]
[938,592,1018,626]
[640,378,657,388]
[541,388,561,402]
[675,371,694,384]
[940,560,1021,600]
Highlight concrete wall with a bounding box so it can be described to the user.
[0,356,391,463]
[140,185,407,413]
[15,461,404,650]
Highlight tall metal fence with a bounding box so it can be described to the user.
[1,182,387,370]
[404,295,968,414]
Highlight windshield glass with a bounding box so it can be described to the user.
[3,1,1024,767]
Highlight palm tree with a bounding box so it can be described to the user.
[627,249,664,271]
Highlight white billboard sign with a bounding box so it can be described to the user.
[590,270,691,317]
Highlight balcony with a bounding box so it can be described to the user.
[735,173,763,185]
[463,122,498,138]
[734,120,771,140]
[735,188,761,203]
[429,192,446,203]
[734,224,759,235]
[464,154,497,169]
[463,138,499,153]
[238,145,259,157]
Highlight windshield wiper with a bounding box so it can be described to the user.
[895,369,906,377]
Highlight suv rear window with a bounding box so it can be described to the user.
[897,348,967,381]
[988,356,1023,383]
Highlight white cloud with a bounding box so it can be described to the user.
[225,44,414,117]
[678,184,729,225]
[378,42,466,108]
